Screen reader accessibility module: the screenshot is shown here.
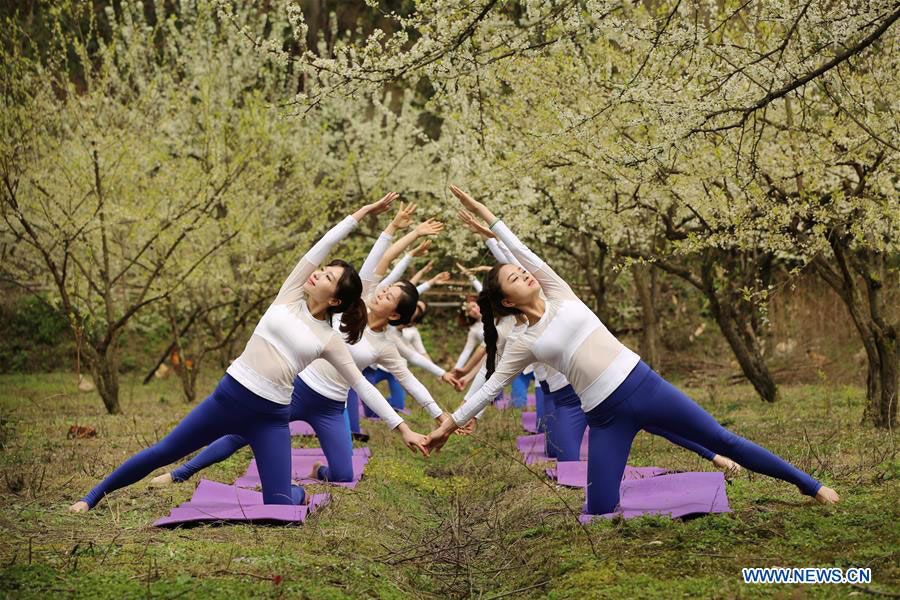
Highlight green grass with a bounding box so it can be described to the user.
[0,370,897,598]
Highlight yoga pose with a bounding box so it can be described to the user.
[453,210,739,470]
[70,195,429,512]
[351,211,461,424]
[154,203,453,486]
[359,237,436,412]
[426,187,839,515]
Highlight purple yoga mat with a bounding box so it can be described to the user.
[154,480,331,527]
[234,448,370,489]
[547,461,669,488]
[579,471,731,522]
[516,432,589,464]
[290,446,372,458]
[289,420,315,436]
[521,412,538,433]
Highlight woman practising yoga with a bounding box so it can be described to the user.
[452,209,739,472]
[351,216,461,425]
[71,194,429,512]
[426,186,839,515]
[153,203,453,486]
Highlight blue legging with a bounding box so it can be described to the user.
[511,371,534,409]
[540,382,557,457]
[585,361,822,515]
[547,383,716,463]
[172,376,355,484]
[535,384,546,432]
[362,367,406,416]
[347,387,362,434]
[81,374,303,508]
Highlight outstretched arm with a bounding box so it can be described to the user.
[391,329,462,388]
[376,219,443,277]
[425,338,535,452]
[417,271,449,294]
[321,337,429,456]
[459,208,524,269]
[450,186,572,299]
[452,345,486,378]
[275,194,397,304]
[381,347,449,424]
[454,325,483,370]
[410,259,434,285]
[359,201,416,298]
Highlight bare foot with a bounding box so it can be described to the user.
[150,472,174,487]
[308,461,324,480]
[815,486,840,505]
[712,455,742,475]
[69,501,89,513]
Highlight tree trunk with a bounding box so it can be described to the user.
[86,344,122,414]
[176,362,198,403]
[701,260,779,403]
[863,333,897,428]
[816,236,898,429]
[633,263,661,371]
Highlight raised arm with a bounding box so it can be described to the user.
[459,208,523,269]
[381,253,412,288]
[375,219,443,277]
[275,194,397,304]
[450,185,573,300]
[410,259,434,285]
[416,271,449,294]
[360,201,416,298]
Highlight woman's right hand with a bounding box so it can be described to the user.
[440,372,462,389]
[411,239,432,257]
[397,423,429,457]
[449,185,496,225]
[430,271,451,285]
[415,218,444,237]
[352,192,399,222]
[388,202,418,233]
[458,209,495,239]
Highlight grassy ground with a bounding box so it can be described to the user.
[0,370,897,599]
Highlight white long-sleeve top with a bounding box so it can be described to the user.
[452,220,640,425]
[532,363,570,393]
[299,327,442,420]
[486,238,522,268]
[454,321,485,370]
[463,316,526,420]
[387,325,446,377]
[401,327,429,357]
[226,216,403,429]
[298,232,444,423]
[380,252,412,289]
